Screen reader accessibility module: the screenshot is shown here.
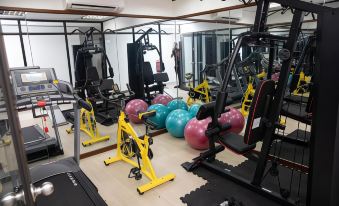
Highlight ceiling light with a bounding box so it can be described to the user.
[0,11,26,17]
[82,15,109,20]
[269,3,281,8]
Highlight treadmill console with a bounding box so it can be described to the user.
[10,67,58,96]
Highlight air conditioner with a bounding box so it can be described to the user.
[65,0,124,12]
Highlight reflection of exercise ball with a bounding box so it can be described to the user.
[188,104,201,118]
[147,104,170,129]
[272,72,280,82]
[184,117,211,150]
[152,94,173,106]
[125,99,148,124]
[167,99,188,111]
[218,107,245,134]
[165,109,191,138]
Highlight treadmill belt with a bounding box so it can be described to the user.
[182,159,307,206]
[22,125,47,144]
[35,172,98,206]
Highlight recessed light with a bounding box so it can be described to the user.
[81,15,108,20]
[0,10,26,17]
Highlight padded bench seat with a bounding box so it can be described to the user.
[218,132,256,154]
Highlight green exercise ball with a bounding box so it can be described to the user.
[167,99,188,111]
[165,109,191,138]
[147,104,170,129]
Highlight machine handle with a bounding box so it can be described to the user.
[74,95,92,111]
[138,110,156,120]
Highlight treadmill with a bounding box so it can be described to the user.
[0,67,107,206]
[10,67,74,162]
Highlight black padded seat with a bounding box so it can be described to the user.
[218,133,256,154]
[154,72,169,83]
[143,62,155,85]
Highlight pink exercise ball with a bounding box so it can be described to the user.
[218,107,245,134]
[125,99,148,124]
[184,117,211,150]
[152,94,173,106]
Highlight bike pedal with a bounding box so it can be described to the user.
[128,167,142,180]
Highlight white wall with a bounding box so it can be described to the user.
[0,21,105,83]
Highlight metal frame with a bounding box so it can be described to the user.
[183,0,339,205]
[0,26,35,205]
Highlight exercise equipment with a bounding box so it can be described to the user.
[167,99,188,111]
[146,104,170,129]
[186,72,212,106]
[127,28,169,103]
[73,27,119,126]
[184,117,211,150]
[241,69,266,117]
[10,67,76,162]
[188,104,201,118]
[124,99,148,124]
[0,50,107,206]
[104,110,175,194]
[151,94,173,106]
[219,108,245,134]
[66,99,110,147]
[182,3,310,204]
[165,109,191,138]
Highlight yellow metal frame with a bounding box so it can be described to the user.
[104,111,175,194]
[66,100,110,146]
[187,79,212,106]
[241,79,255,117]
[241,71,266,117]
[293,71,311,95]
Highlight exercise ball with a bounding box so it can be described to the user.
[218,107,245,134]
[272,72,280,82]
[165,109,191,138]
[184,117,211,150]
[188,104,201,118]
[167,99,188,111]
[147,104,170,129]
[152,94,173,106]
[125,99,148,124]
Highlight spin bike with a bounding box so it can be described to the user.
[66,99,110,147]
[104,100,175,194]
[186,69,212,106]
[241,67,266,117]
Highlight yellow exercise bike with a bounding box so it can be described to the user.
[104,103,175,194]
[241,69,266,117]
[185,71,212,106]
[66,99,110,146]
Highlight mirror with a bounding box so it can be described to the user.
[0,4,317,165]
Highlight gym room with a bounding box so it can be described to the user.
[0,0,338,205]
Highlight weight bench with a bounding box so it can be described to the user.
[143,62,169,101]
[198,80,276,154]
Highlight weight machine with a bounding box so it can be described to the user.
[182,0,339,205]
[127,28,169,103]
